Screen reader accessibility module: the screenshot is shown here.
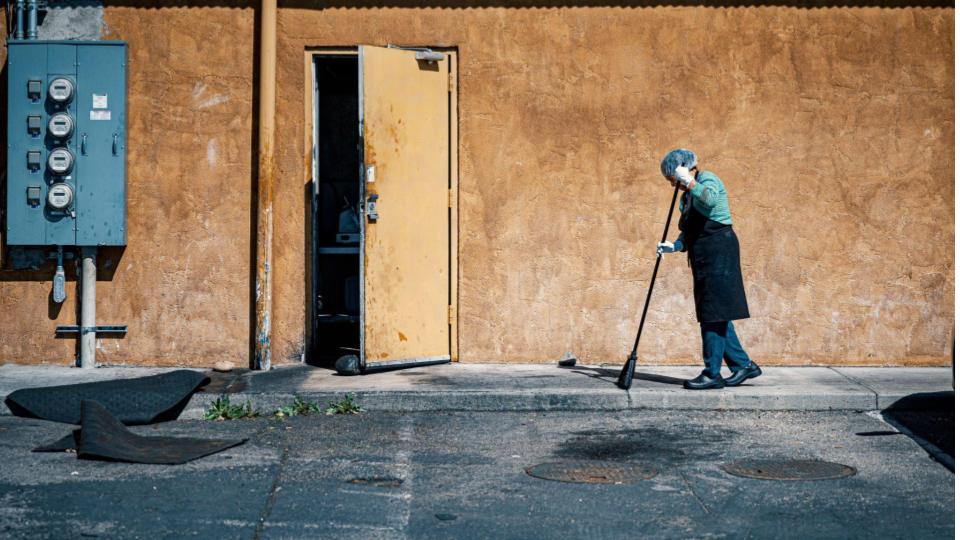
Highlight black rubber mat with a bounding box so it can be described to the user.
[34,400,246,464]
[5,370,207,425]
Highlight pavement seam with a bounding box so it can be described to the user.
[395,416,415,536]
[253,445,289,540]
[828,367,879,410]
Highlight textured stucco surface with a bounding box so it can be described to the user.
[275,5,954,366]
[0,2,953,367]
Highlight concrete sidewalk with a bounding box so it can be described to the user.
[0,362,952,415]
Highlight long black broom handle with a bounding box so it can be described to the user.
[629,183,681,356]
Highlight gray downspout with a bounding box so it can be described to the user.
[79,247,97,368]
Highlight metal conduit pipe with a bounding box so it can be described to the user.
[80,247,97,368]
[254,0,277,370]
[13,0,24,39]
[25,0,36,39]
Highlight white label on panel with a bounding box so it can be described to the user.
[366,165,375,183]
[90,110,111,121]
[92,94,108,109]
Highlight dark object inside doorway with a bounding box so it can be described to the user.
[335,354,361,376]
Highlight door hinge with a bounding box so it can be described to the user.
[448,305,455,325]
[448,188,454,208]
[448,72,454,92]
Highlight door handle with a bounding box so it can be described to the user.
[366,194,379,222]
[112,133,118,155]
[80,133,87,155]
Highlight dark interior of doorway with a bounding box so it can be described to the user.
[310,55,361,367]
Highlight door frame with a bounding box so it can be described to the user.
[305,46,459,365]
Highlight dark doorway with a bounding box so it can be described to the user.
[309,54,361,366]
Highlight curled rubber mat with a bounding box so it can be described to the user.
[5,370,207,425]
[34,400,246,465]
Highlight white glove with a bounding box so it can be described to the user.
[674,165,695,188]
[657,241,677,255]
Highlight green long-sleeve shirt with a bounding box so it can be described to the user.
[673,170,733,252]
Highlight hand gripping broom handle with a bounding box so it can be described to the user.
[617,183,681,390]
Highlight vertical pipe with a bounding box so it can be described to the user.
[80,247,97,369]
[25,0,36,39]
[254,0,277,371]
[13,0,24,39]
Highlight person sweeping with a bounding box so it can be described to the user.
[656,149,762,390]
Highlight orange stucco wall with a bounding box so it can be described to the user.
[0,5,256,366]
[0,1,953,367]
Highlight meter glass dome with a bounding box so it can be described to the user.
[48,148,74,174]
[48,78,75,103]
[47,182,74,209]
[48,113,74,138]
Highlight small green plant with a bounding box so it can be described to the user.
[203,395,260,421]
[274,395,323,418]
[324,393,364,415]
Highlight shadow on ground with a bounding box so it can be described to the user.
[565,366,686,386]
[882,391,954,466]
[552,425,737,465]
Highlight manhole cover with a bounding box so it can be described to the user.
[526,461,657,484]
[722,459,857,481]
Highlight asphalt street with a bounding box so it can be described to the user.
[0,409,953,539]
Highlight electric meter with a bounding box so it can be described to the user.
[47,113,74,138]
[47,148,74,174]
[48,78,74,103]
[47,183,74,209]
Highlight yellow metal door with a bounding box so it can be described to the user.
[360,46,450,368]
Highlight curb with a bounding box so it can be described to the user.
[180,389,879,417]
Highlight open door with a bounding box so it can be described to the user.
[359,46,452,372]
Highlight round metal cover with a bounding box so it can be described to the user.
[48,148,74,174]
[48,113,74,138]
[526,460,656,484]
[722,459,857,481]
[47,182,74,210]
[48,78,75,103]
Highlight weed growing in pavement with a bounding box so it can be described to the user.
[274,395,323,418]
[325,393,364,415]
[203,395,260,421]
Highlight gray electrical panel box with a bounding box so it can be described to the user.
[5,40,127,247]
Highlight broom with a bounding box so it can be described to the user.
[616,183,681,390]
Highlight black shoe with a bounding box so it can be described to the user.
[683,373,726,390]
[724,362,762,387]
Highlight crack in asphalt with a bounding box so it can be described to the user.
[679,471,711,516]
[253,445,289,540]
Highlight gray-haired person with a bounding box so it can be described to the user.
[657,149,762,390]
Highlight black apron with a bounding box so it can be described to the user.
[679,192,750,323]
